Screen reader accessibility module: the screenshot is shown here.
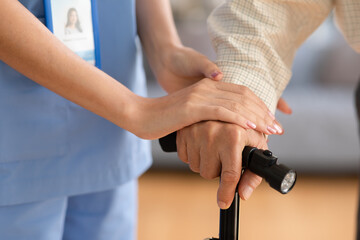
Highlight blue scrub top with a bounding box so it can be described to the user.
[0,0,152,205]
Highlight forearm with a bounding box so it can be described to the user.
[136,0,182,73]
[208,0,333,112]
[0,0,139,131]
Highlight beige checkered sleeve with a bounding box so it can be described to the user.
[208,0,360,113]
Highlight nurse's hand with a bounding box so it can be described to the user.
[152,45,223,93]
[130,78,280,140]
[150,45,288,123]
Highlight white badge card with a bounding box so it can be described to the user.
[44,0,101,68]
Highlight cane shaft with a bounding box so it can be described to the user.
[219,189,239,240]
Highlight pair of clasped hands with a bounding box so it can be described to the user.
[0,0,291,211]
[143,46,292,210]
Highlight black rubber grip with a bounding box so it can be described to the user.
[159,132,178,152]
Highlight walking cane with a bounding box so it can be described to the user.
[159,132,297,240]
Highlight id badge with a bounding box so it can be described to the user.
[44,0,101,68]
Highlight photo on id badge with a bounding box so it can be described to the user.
[44,0,101,68]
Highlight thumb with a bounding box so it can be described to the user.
[216,146,242,209]
[197,57,223,81]
[277,98,292,114]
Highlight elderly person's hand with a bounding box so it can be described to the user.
[177,121,267,209]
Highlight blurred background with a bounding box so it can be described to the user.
[138,1,360,239]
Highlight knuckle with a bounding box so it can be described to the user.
[248,175,262,189]
[203,120,217,129]
[204,121,219,138]
[200,170,217,180]
[228,102,240,113]
[225,125,242,143]
[189,162,200,173]
[213,106,224,118]
[177,151,188,163]
[221,170,240,184]
[242,97,254,108]
[239,85,250,94]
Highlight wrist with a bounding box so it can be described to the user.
[124,94,163,139]
[121,93,147,135]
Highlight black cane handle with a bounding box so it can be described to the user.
[159,133,296,194]
[159,131,178,152]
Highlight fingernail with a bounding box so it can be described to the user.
[211,71,221,78]
[273,123,283,134]
[242,186,253,200]
[218,201,227,209]
[246,121,256,129]
[268,111,275,120]
[267,126,277,134]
